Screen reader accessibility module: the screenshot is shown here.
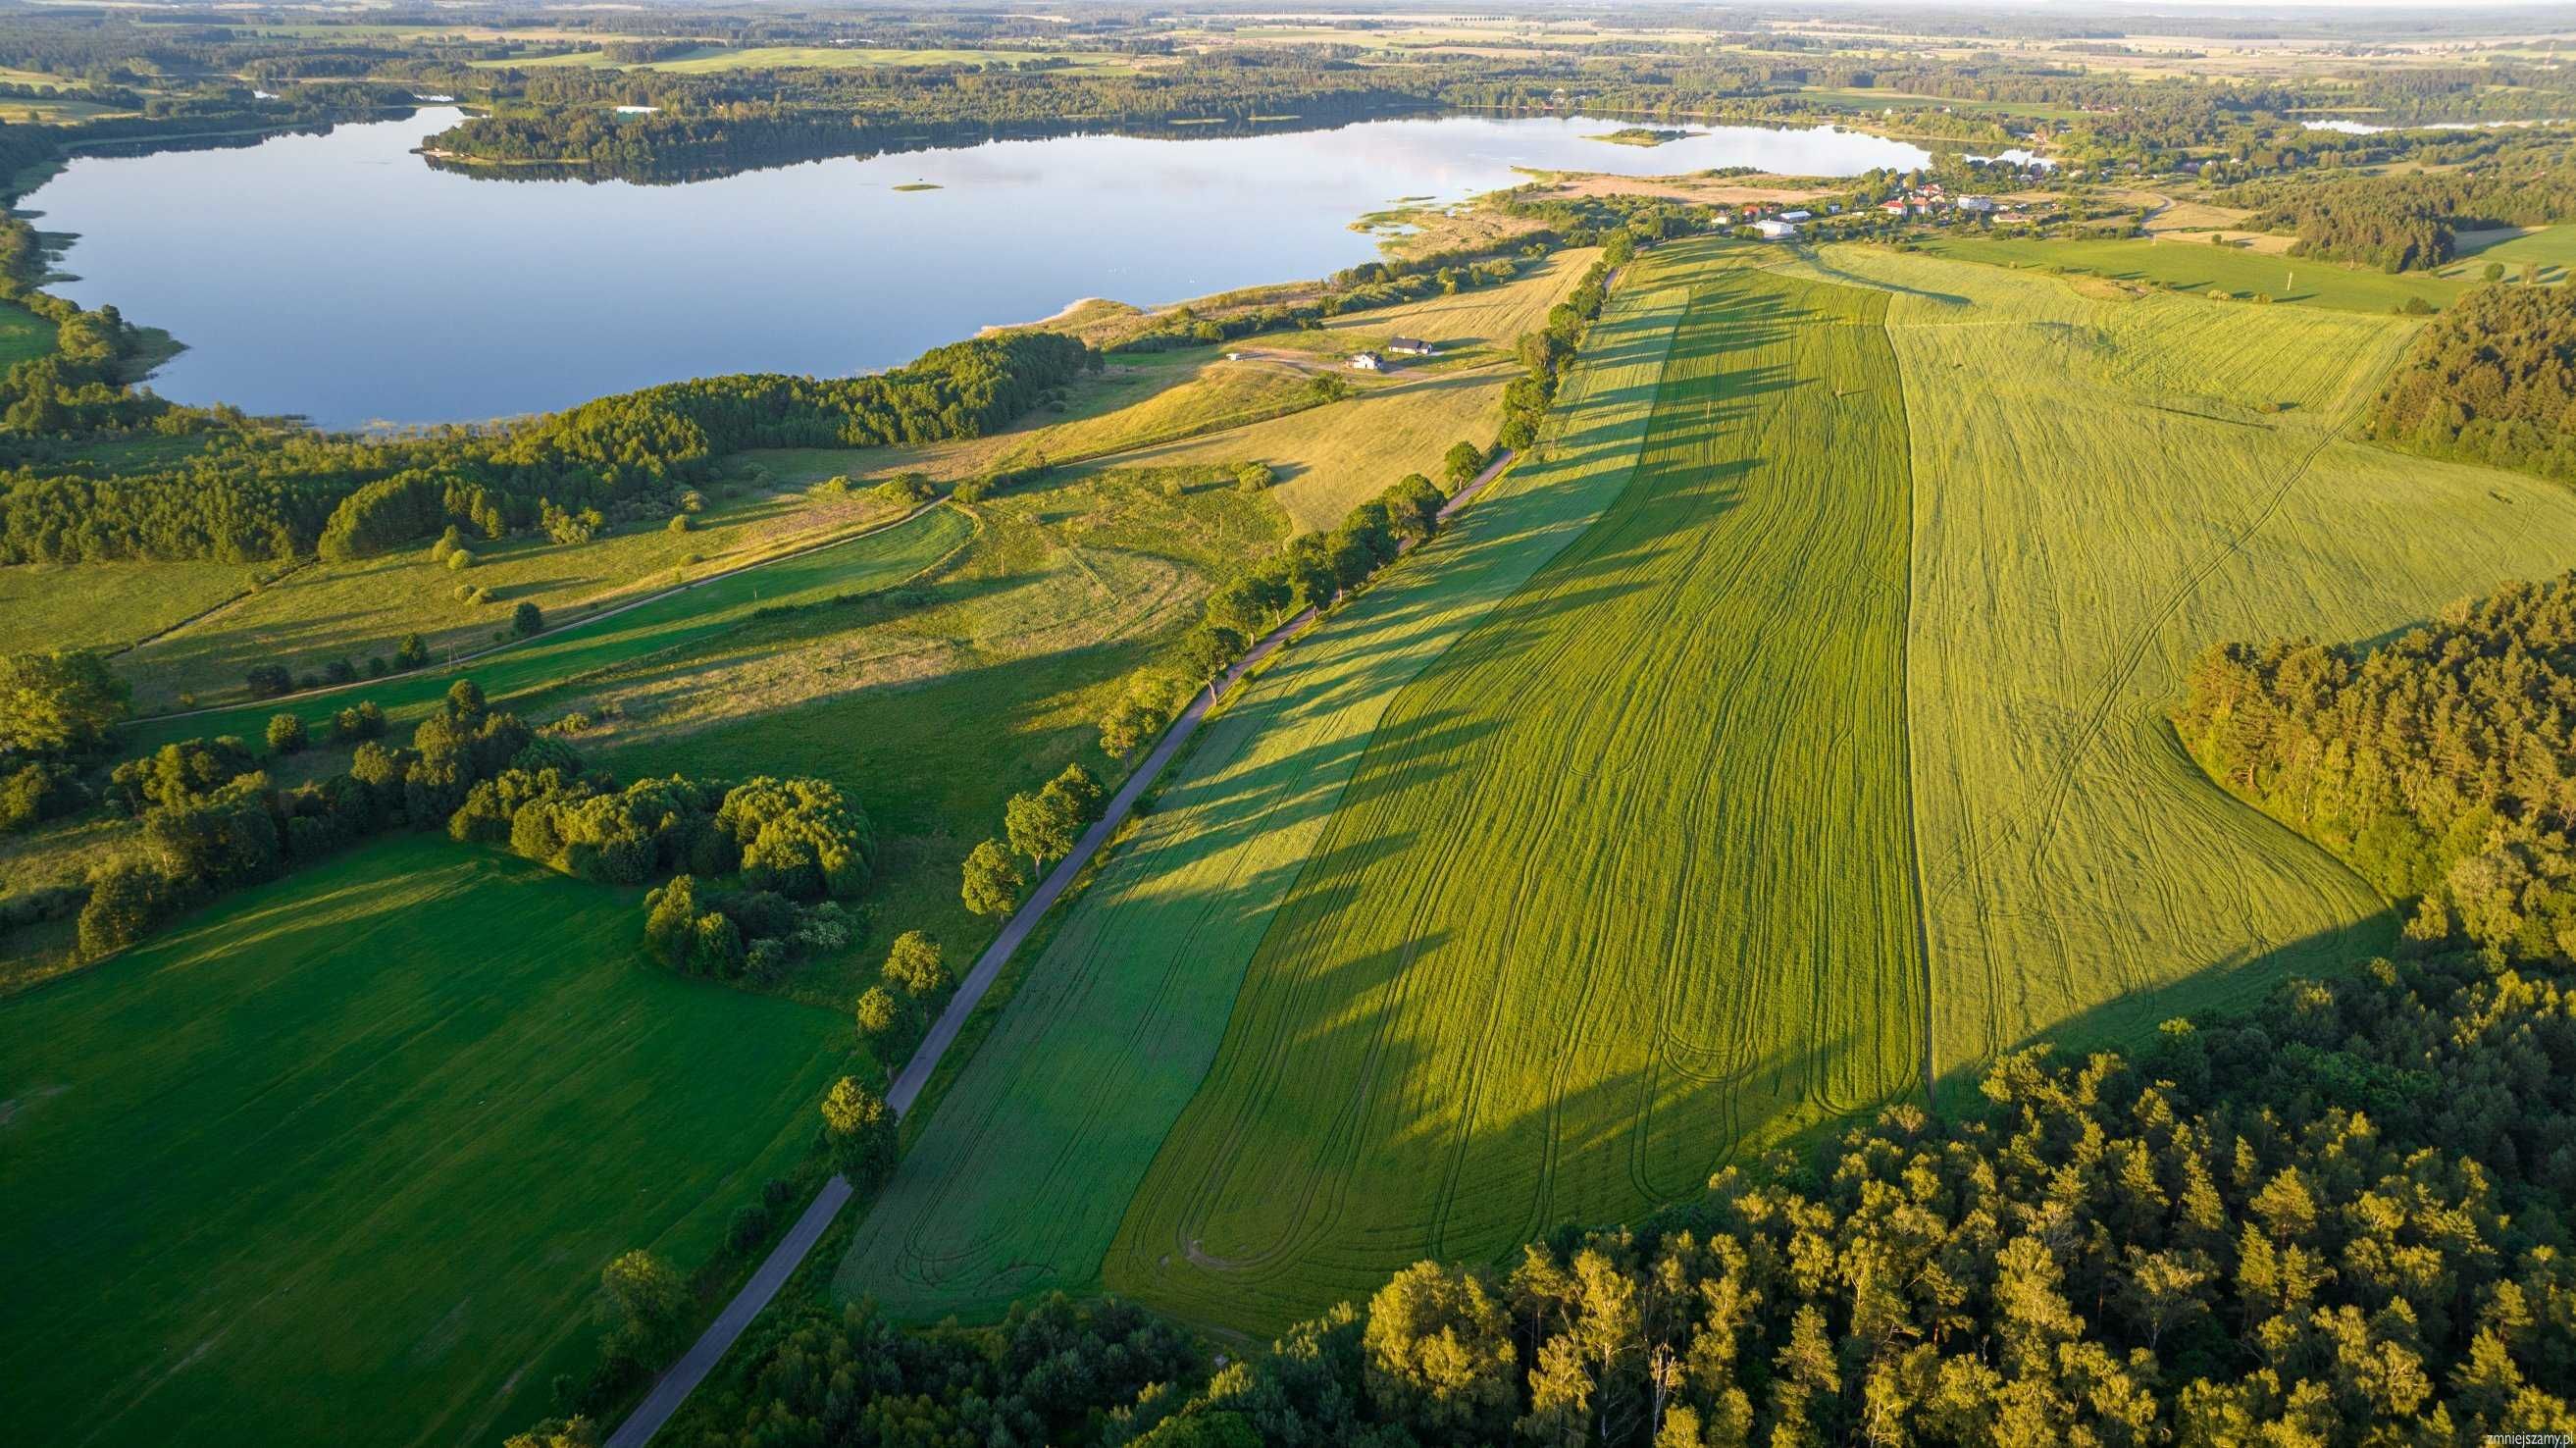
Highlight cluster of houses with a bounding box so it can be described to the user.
[1731,183,2032,242]
[1348,336,1437,371]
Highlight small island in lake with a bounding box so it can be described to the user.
[1589,127,1697,146]
[893,181,942,191]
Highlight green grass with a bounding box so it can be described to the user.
[0,558,257,656]
[2443,224,2576,283]
[122,502,973,754]
[1916,234,2467,313]
[0,835,851,1448]
[118,482,910,714]
[1786,244,2576,1081]
[590,467,1288,1008]
[837,240,1861,1331]
[0,295,57,366]
[1104,253,1924,1330]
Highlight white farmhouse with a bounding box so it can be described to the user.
[1753,219,1799,240]
[1348,351,1383,371]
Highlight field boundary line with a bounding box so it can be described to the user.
[137,496,952,724]
[602,450,1520,1448]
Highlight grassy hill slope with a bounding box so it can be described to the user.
[0,836,850,1448]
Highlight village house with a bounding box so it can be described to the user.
[1348,351,1383,372]
[1385,336,1437,356]
[1753,218,1799,240]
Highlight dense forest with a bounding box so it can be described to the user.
[2235,141,2576,271]
[2360,284,2576,482]
[0,331,1096,562]
[2175,569,2576,963]
[424,62,1439,179]
[612,944,2576,1447]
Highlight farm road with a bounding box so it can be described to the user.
[603,451,1514,1445]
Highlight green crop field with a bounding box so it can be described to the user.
[122,502,972,753]
[838,242,1699,1325]
[1779,245,2576,1080]
[0,835,850,1448]
[1916,234,2466,313]
[1105,256,1924,1330]
[841,240,1931,1333]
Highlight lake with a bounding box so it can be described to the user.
[26,108,1930,429]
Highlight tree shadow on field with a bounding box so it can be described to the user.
[1119,917,1876,1335]
[1926,911,2400,1109]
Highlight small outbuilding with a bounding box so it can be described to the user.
[1385,336,1437,356]
[1778,210,1813,223]
[1348,351,1383,371]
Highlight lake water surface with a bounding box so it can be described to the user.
[27,108,1929,428]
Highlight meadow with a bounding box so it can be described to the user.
[0,835,850,1448]
[837,243,1697,1325]
[2445,223,2576,283]
[1785,245,2576,1081]
[595,465,1287,1006]
[0,556,256,655]
[121,501,973,753]
[117,478,911,713]
[1916,233,2466,313]
[0,295,54,366]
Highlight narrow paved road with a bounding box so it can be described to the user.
[601,448,1514,1446]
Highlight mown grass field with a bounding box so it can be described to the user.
[1916,233,2465,313]
[119,480,909,713]
[1784,245,2576,1081]
[0,557,255,655]
[0,835,850,1448]
[122,502,972,754]
[2443,223,2576,283]
[837,243,1699,1325]
[1105,252,1924,1330]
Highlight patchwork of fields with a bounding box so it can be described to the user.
[839,233,2576,1336]
[837,254,1697,1321]
[22,220,2576,1394]
[0,837,850,1448]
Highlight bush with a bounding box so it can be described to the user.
[245,663,293,699]
[445,547,475,572]
[266,713,308,754]
[512,601,544,638]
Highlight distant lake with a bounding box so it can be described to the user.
[26,108,1931,428]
